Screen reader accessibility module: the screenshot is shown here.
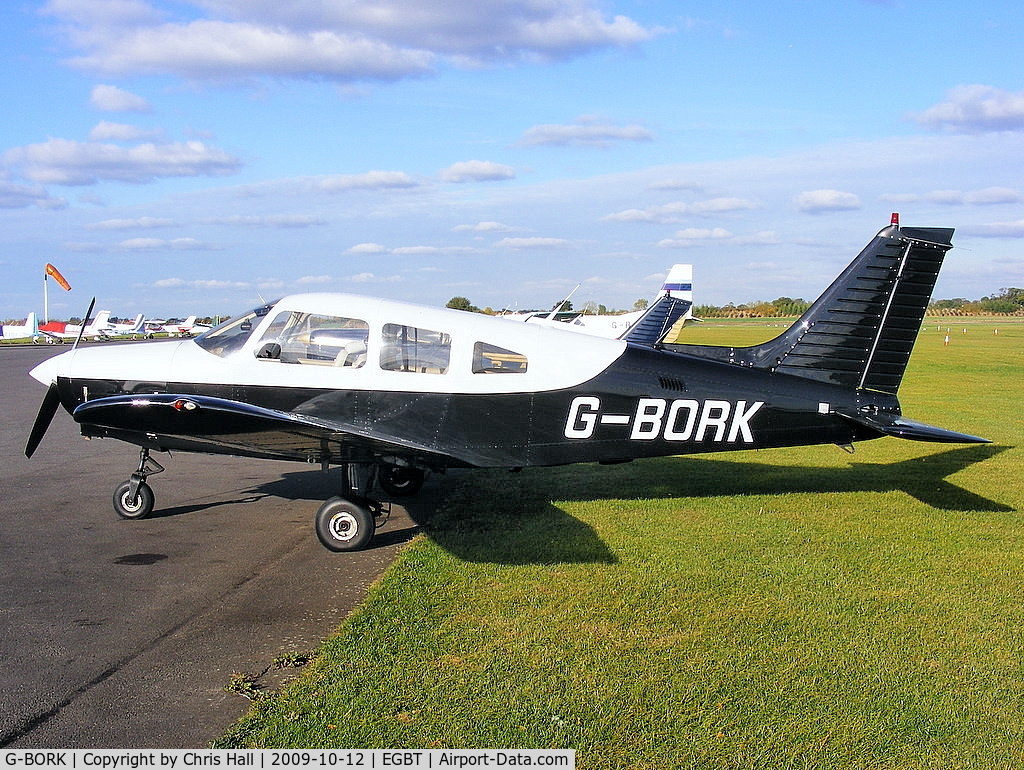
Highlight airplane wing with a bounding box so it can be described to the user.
[71,392,483,468]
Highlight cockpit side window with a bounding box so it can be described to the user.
[473,342,528,373]
[256,311,369,367]
[195,309,264,357]
[380,323,450,374]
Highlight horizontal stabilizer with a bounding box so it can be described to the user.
[837,409,989,444]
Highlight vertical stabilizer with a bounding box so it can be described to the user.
[666,222,954,395]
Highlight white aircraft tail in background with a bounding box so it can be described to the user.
[524,264,694,338]
[41,310,113,342]
[1,312,40,341]
[105,314,147,338]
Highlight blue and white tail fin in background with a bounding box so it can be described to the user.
[618,263,695,346]
[0,312,40,341]
[659,263,693,302]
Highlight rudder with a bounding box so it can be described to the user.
[665,221,954,395]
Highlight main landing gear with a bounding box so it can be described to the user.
[313,462,425,552]
[108,451,426,553]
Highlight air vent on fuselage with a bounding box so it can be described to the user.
[658,375,687,392]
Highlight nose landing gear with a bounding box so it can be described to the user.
[112,448,164,520]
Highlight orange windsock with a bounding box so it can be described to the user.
[45,263,71,291]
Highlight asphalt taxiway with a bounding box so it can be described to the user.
[0,344,438,748]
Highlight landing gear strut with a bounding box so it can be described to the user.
[112,448,164,520]
[314,463,392,552]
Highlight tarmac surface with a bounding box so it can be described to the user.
[0,343,443,748]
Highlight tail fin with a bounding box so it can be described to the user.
[666,221,954,395]
[659,264,693,301]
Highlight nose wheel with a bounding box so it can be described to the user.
[112,448,164,520]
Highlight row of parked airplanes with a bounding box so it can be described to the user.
[0,312,212,343]
[3,263,694,345]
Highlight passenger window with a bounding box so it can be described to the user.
[256,311,368,367]
[473,342,528,373]
[380,323,450,373]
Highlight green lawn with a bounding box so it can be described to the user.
[217,319,1024,769]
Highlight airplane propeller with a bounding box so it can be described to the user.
[73,297,95,350]
[25,382,61,458]
[25,296,94,457]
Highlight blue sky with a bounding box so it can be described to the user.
[2,0,1023,321]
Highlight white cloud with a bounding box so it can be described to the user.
[604,197,759,223]
[119,237,214,250]
[153,277,250,289]
[519,117,653,148]
[962,220,1024,238]
[965,186,1021,205]
[496,236,573,249]
[0,180,67,209]
[348,242,387,254]
[319,171,418,191]
[89,84,152,113]
[452,221,518,233]
[793,189,862,214]
[647,179,704,192]
[48,0,655,82]
[295,274,333,285]
[201,214,326,227]
[912,85,1024,133]
[656,227,732,248]
[67,20,436,82]
[440,160,515,183]
[925,189,964,206]
[3,137,242,185]
[87,216,175,229]
[87,121,165,142]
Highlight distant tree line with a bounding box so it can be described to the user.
[448,287,1024,320]
[693,297,812,319]
[445,296,647,315]
[927,287,1024,316]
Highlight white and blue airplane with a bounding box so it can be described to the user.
[26,218,987,552]
[1,312,41,342]
[537,263,695,338]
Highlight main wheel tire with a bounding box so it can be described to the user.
[315,497,374,552]
[378,465,425,497]
[113,480,155,520]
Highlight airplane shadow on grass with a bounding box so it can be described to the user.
[246,443,1012,566]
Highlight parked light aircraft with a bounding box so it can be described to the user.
[103,314,148,339]
[164,316,210,337]
[39,311,112,343]
[26,218,988,552]
[1,312,40,342]
[525,263,694,338]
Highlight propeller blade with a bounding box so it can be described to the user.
[26,383,62,458]
[73,297,96,351]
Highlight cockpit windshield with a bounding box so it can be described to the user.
[195,302,276,357]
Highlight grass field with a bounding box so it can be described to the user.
[216,319,1024,769]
